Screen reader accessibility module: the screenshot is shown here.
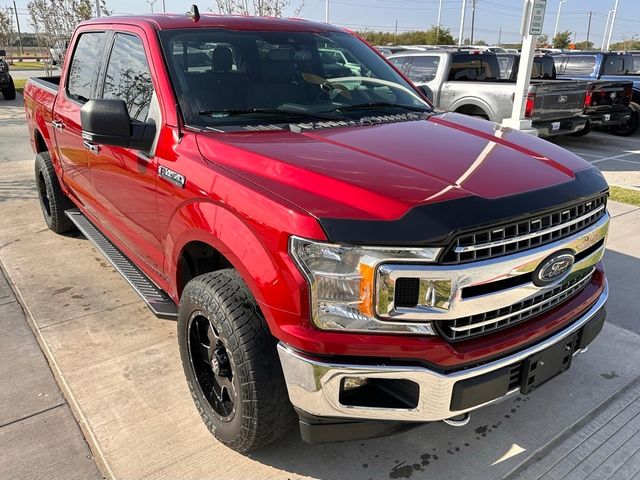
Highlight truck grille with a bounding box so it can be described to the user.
[435,269,594,342]
[441,195,607,264]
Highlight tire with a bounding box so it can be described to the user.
[570,120,592,137]
[35,152,75,234]
[2,79,16,100]
[178,269,295,452]
[610,102,640,137]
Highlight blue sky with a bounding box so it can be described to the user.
[6,0,639,45]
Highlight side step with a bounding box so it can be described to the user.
[65,209,178,320]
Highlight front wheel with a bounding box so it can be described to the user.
[177,269,295,452]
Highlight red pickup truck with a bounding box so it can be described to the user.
[24,11,610,453]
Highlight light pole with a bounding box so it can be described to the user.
[553,0,567,45]
[605,0,620,51]
[458,0,467,46]
[437,0,443,43]
[146,0,157,12]
[602,9,614,51]
[95,0,101,17]
[325,0,329,23]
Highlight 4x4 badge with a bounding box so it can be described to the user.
[158,165,186,188]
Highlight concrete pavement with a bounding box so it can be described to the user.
[1,95,639,479]
[0,269,103,480]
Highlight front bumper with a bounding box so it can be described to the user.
[534,115,587,137]
[278,281,607,425]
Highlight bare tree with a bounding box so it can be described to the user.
[0,7,14,47]
[27,0,109,48]
[214,0,304,17]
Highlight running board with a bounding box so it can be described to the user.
[65,209,178,320]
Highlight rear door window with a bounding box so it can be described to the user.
[563,55,596,76]
[102,33,154,122]
[67,32,106,102]
[448,53,500,81]
[407,56,440,83]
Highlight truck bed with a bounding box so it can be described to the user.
[23,76,61,154]
[529,79,589,122]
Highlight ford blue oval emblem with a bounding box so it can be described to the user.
[533,250,575,287]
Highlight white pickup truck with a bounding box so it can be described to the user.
[389,49,590,137]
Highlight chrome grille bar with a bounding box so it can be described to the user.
[454,205,605,254]
[448,269,594,333]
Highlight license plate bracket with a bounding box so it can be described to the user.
[520,333,578,395]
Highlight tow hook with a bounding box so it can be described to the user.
[443,412,471,427]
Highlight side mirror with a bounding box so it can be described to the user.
[0,49,6,57]
[418,85,434,101]
[80,99,155,151]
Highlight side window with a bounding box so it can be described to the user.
[102,33,154,122]
[551,55,566,74]
[407,56,440,83]
[67,32,106,102]
[563,56,596,76]
[389,56,408,73]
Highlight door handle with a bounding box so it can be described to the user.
[83,140,100,155]
[51,120,64,131]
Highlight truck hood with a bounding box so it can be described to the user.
[196,112,595,222]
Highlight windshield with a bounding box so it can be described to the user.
[159,29,431,128]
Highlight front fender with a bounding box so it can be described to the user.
[165,199,308,319]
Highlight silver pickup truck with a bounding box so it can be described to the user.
[389,49,590,137]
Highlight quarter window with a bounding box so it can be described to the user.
[563,56,596,76]
[67,32,106,102]
[102,34,154,122]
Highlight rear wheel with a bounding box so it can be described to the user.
[1,79,16,100]
[570,119,592,137]
[610,102,640,137]
[35,152,75,234]
[177,269,295,452]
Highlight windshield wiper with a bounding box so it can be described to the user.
[198,108,345,121]
[329,102,432,113]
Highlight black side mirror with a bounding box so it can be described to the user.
[418,85,434,101]
[81,99,155,151]
[0,50,6,57]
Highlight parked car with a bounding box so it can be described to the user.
[497,53,635,136]
[0,50,16,100]
[24,13,610,453]
[552,51,640,136]
[389,49,590,137]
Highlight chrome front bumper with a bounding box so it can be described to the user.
[277,281,607,423]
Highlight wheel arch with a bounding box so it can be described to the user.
[451,99,495,121]
[167,200,305,322]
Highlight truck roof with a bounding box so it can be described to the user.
[79,13,341,32]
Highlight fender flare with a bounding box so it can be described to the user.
[449,98,496,122]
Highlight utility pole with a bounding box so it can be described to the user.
[95,0,101,17]
[602,9,613,51]
[606,0,619,51]
[437,0,443,43]
[12,1,22,55]
[162,0,166,12]
[586,10,592,45]
[394,20,398,38]
[553,0,567,44]
[470,0,477,45]
[325,0,329,23]
[498,26,502,47]
[458,0,467,46]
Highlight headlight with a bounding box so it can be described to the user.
[289,236,441,334]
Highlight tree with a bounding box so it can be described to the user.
[536,33,549,48]
[0,7,14,47]
[553,30,572,49]
[27,0,110,48]
[573,40,594,50]
[358,26,455,46]
[214,0,304,17]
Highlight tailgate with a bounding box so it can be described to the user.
[530,80,588,121]
[587,80,633,109]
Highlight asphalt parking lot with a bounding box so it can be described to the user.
[1,93,639,480]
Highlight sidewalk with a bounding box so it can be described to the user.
[0,268,102,480]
